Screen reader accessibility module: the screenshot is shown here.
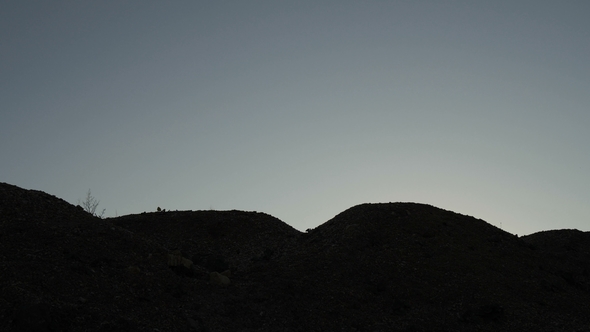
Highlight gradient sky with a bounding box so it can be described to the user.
[2,1,589,235]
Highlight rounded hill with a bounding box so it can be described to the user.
[112,210,301,273]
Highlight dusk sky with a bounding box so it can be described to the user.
[2,1,589,236]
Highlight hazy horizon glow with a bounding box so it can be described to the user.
[2,1,589,235]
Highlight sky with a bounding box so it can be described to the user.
[1,1,589,236]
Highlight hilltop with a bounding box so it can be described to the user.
[1,182,589,331]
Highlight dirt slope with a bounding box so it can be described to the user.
[1,183,589,331]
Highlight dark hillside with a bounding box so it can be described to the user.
[271,203,590,331]
[0,183,205,331]
[112,210,301,273]
[522,230,590,293]
[1,183,590,331]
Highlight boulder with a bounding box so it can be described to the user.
[209,272,231,286]
[167,250,193,268]
[168,250,196,277]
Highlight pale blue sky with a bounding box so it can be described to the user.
[2,1,588,235]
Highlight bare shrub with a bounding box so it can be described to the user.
[78,189,106,218]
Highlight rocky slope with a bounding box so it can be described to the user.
[1,182,589,331]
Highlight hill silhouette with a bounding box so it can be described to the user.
[1,182,589,331]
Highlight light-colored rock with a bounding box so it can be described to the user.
[167,250,194,268]
[127,265,141,274]
[209,271,230,286]
[181,257,193,268]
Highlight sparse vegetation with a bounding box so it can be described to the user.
[78,189,105,218]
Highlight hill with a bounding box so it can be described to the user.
[1,183,589,331]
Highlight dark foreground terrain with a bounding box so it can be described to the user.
[1,182,589,331]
